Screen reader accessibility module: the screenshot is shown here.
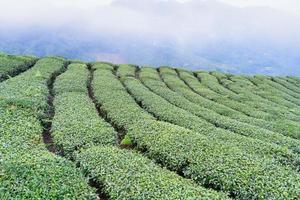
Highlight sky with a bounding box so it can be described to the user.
[1,0,298,39]
[1,0,299,24]
[0,0,299,75]
[220,0,300,15]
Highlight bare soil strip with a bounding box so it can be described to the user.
[42,62,69,153]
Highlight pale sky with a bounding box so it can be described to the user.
[0,0,299,74]
[176,0,300,16]
[2,0,297,12]
[0,0,298,15]
[0,0,299,43]
[220,0,300,15]
[67,0,299,18]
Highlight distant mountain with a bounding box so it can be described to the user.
[0,0,299,75]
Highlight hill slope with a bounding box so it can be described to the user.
[1,54,300,199]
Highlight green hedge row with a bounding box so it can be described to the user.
[222,73,300,119]
[91,63,300,199]
[237,76,300,119]
[131,68,300,162]
[161,68,300,139]
[265,76,300,100]
[53,92,116,157]
[54,63,88,95]
[52,63,116,158]
[272,77,300,95]
[0,57,66,112]
[124,66,300,155]
[178,68,300,124]
[210,71,300,121]
[256,76,300,116]
[285,76,300,87]
[196,70,280,119]
[251,76,300,116]
[0,58,97,199]
[1,148,96,199]
[0,54,37,81]
[207,71,279,108]
[93,64,155,129]
[195,71,286,120]
[249,75,300,115]
[116,64,137,77]
[203,71,300,116]
[194,71,236,97]
[196,70,300,138]
[248,75,300,108]
[162,68,300,140]
[76,146,227,200]
[138,67,300,165]
[163,68,255,121]
[51,62,226,199]
[128,120,300,199]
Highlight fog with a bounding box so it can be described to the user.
[1,0,299,41]
[0,0,300,75]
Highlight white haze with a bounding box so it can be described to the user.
[0,0,299,43]
[0,0,300,75]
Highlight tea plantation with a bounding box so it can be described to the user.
[1,54,300,199]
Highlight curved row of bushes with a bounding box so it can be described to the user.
[122,65,300,155]
[272,76,300,95]
[247,75,300,108]
[211,71,300,120]
[285,76,300,87]
[194,71,279,119]
[195,71,297,120]
[175,69,300,135]
[213,72,300,120]
[0,58,97,199]
[262,76,300,100]
[91,63,300,199]
[138,66,300,167]
[162,68,300,140]
[162,68,266,125]
[0,53,37,82]
[165,68,300,138]
[52,63,116,158]
[51,63,224,199]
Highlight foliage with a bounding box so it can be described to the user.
[51,62,225,199]
[91,63,300,199]
[54,63,88,95]
[0,58,97,198]
[0,54,37,81]
[2,53,300,199]
[0,57,67,111]
[138,67,300,167]
[0,150,96,199]
[52,63,116,158]
[174,68,300,138]
[120,134,132,146]
[76,146,227,200]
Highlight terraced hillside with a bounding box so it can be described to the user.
[1,55,300,199]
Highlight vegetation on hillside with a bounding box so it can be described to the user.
[1,53,300,199]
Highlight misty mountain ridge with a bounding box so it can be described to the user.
[0,0,299,75]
